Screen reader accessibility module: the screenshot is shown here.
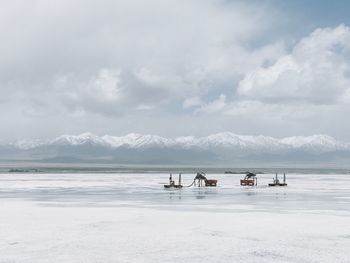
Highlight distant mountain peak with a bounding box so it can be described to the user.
[5,132,348,152]
[2,132,350,165]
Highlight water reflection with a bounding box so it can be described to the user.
[1,173,350,213]
[167,190,182,200]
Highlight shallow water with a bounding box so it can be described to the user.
[1,173,350,263]
[1,173,350,213]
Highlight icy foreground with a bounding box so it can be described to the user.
[1,173,350,263]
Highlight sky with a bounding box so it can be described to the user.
[1,0,350,141]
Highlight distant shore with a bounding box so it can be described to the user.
[0,162,349,174]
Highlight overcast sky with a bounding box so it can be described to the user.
[1,0,350,141]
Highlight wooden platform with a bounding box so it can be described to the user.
[240,179,255,186]
[205,180,217,187]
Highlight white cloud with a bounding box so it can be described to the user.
[135,67,165,87]
[136,104,155,110]
[195,94,226,114]
[183,97,202,109]
[0,0,288,141]
[51,69,128,116]
[238,24,350,105]
[0,0,282,102]
[86,69,122,101]
[2,1,350,140]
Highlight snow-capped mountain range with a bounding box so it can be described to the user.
[2,132,350,165]
[7,132,348,152]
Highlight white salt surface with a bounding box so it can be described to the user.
[1,173,350,262]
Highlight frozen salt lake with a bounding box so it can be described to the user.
[1,172,350,263]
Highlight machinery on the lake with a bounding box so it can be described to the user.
[187,172,218,187]
[164,172,218,189]
[268,173,287,187]
[164,173,183,189]
[240,172,257,186]
[163,171,288,189]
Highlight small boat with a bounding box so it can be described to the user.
[164,173,183,189]
[268,173,287,187]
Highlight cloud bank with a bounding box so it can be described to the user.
[0,1,349,140]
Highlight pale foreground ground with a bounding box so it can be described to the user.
[1,173,350,263]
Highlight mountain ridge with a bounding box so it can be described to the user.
[2,132,350,166]
[6,132,348,152]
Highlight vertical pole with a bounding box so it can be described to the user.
[283,173,286,184]
[179,173,181,186]
[275,173,278,183]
